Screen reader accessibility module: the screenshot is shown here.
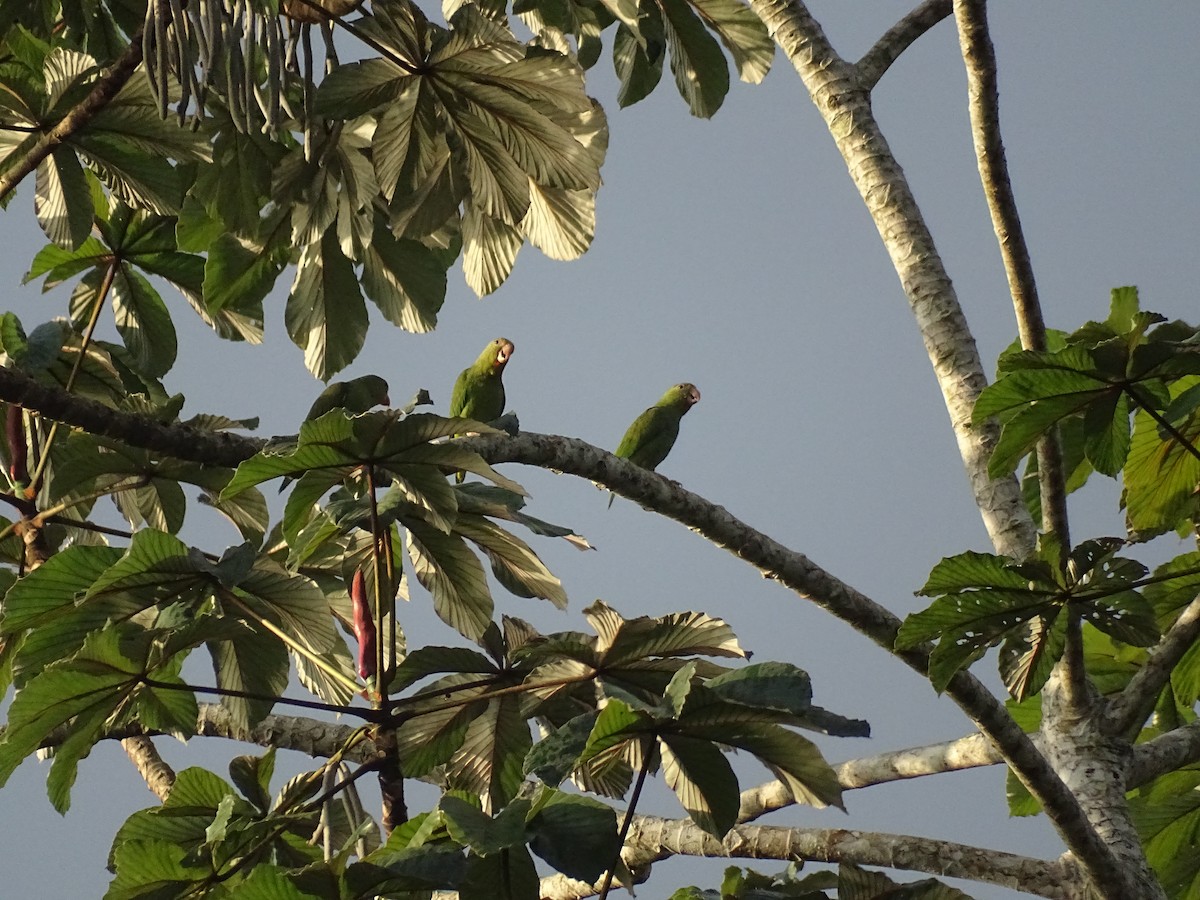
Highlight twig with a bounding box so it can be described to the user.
[856,0,952,91]
[1106,594,1200,738]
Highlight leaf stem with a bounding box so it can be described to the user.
[365,463,389,698]
[1125,385,1200,464]
[28,257,119,496]
[139,676,378,720]
[598,739,652,900]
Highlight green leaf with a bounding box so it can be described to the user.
[107,839,213,900]
[1082,388,1131,476]
[395,679,484,777]
[901,552,1060,692]
[520,181,594,260]
[229,748,276,814]
[693,722,843,810]
[1124,380,1200,540]
[527,790,620,883]
[390,645,499,692]
[23,234,108,286]
[457,845,539,900]
[361,226,447,333]
[407,520,494,641]
[613,24,665,108]
[313,58,415,119]
[35,146,92,248]
[1131,764,1200,898]
[998,612,1066,701]
[208,623,290,735]
[453,514,568,608]
[236,562,338,656]
[286,231,369,380]
[660,732,740,837]
[72,132,183,214]
[839,862,974,900]
[659,0,730,118]
[109,263,177,378]
[462,206,523,297]
[447,693,531,809]
[524,710,598,785]
[591,602,745,664]
[203,233,285,316]
[441,794,530,857]
[703,661,812,714]
[689,0,773,84]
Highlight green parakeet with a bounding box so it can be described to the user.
[609,382,700,507]
[306,374,390,421]
[450,337,514,482]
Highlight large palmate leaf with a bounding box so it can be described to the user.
[901,540,1161,698]
[0,623,198,813]
[309,0,607,299]
[977,288,1200,480]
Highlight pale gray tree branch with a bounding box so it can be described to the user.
[0,29,145,203]
[1128,719,1200,789]
[741,732,1006,821]
[1106,595,1200,739]
[856,0,953,91]
[541,815,1082,900]
[120,735,176,802]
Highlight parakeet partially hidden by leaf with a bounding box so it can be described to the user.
[608,383,701,507]
[449,337,515,482]
[305,374,390,421]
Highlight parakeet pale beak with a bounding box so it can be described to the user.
[688,386,701,404]
[496,341,514,365]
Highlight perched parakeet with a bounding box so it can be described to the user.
[306,375,390,421]
[450,338,514,482]
[609,382,701,507]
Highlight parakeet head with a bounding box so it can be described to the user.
[659,383,700,410]
[361,374,391,406]
[485,337,514,373]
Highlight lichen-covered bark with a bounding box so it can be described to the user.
[748,0,1034,562]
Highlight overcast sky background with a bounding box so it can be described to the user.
[1,3,1198,898]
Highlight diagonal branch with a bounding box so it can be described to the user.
[1106,595,1200,738]
[0,29,146,202]
[1128,719,1200,789]
[857,0,953,91]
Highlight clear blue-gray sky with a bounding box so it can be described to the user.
[1,4,1197,897]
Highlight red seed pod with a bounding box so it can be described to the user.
[6,404,28,487]
[351,569,377,681]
